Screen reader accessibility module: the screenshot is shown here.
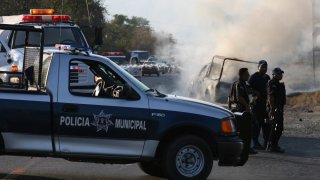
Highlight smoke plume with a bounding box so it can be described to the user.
[170,0,315,97]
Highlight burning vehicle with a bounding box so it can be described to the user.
[190,55,257,103]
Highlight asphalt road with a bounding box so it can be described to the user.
[0,141,319,180]
[1,74,320,180]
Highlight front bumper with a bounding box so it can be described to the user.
[216,136,243,166]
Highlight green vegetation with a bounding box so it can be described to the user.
[0,0,175,55]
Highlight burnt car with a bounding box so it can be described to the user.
[142,61,160,76]
[190,55,257,103]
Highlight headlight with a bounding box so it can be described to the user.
[9,77,20,84]
[221,119,236,134]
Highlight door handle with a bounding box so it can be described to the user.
[62,104,79,113]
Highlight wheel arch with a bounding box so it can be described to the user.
[155,125,218,159]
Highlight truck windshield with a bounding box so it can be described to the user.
[12,27,88,48]
[107,56,129,65]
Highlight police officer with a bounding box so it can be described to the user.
[231,68,252,165]
[248,60,271,149]
[267,67,286,153]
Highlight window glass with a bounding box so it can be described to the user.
[13,27,87,48]
[69,59,139,100]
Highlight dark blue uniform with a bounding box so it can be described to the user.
[249,72,270,147]
[267,77,286,149]
[234,80,251,165]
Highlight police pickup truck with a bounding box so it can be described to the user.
[0,24,243,180]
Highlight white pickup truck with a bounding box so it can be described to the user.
[0,9,96,88]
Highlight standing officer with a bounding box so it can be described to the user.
[267,67,286,153]
[228,68,252,165]
[248,60,271,149]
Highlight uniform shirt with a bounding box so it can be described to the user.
[248,72,270,99]
[235,80,250,112]
[268,78,286,109]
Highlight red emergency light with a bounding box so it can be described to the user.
[52,15,71,22]
[22,15,71,23]
[104,52,124,56]
[22,15,42,22]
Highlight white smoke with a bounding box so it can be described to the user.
[169,0,315,96]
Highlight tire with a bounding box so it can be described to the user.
[0,134,4,154]
[138,161,166,178]
[161,135,213,180]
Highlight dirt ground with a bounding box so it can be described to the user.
[285,92,320,138]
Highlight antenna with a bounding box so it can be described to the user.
[312,0,320,88]
[86,0,92,27]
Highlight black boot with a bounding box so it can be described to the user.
[267,145,285,153]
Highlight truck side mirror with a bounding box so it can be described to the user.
[0,44,5,52]
[0,36,10,53]
[94,27,103,46]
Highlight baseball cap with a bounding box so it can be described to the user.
[272,67,284,74]
[258,60,268,67]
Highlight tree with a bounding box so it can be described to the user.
[102,15,156,53]
[0,0,107,47]
[0,1,177,56]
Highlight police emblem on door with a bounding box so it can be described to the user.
[91,110,114,133]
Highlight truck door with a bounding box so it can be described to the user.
[56,58,150,158]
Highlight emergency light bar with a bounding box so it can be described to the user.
[30,9,55,15]
[104,52,124,56]
[22,15,71,23]
[23,9,71,23]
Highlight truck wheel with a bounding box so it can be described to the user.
[162,135,213,180]
[138,161,165,178]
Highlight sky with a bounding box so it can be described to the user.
[103,0,214,43]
